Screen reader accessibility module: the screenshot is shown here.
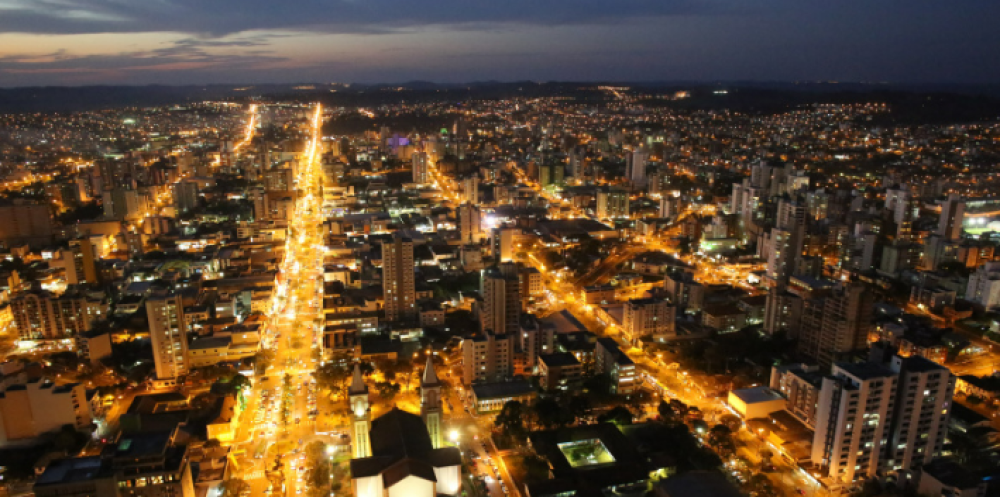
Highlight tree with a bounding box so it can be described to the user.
[718,414,742,432]
[597,406,632,427]
[533,398,572,430]
[375,381,401,403]
[582,373,614,400]
[708,425,734,455]
[254,349,275,373]
[657,400,678,424]
[219,478,250,497]
[315,361,354,399]
[495,400,526,436]
[229,374,251,391]
[303,441,332,497]
[669,399,689,419]
[567,396,591,424]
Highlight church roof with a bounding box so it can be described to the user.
[382,458,437,487]
[369,408,434,460]
[350,407,462,482]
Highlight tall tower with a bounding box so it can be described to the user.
[936,193,965,241]
[349,364,371,458]
[382,234,416,322]
[480,263,521,337]
[459,203,481,244]
[146,293,188,380]
[412,152,429,184]
[420,355,443,449]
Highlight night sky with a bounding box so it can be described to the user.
[0,0,998,87]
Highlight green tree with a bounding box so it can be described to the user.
[495,400,526,436]
[303,441,332,497]
[375,381,401,403]
[219,478,250,497]
[657,399,678,424]
[533,398,572,430]
[597,406,632,427]
[708,425,734,455]
[314,361,353,399]
[669,399,689,419]
[567,396,591,424]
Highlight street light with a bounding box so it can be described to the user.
[449,430,459,443]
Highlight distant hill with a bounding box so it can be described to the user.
[2,81,999,125]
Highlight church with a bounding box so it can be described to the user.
[349,356,462,497]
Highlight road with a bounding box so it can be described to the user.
[230,104,328,496]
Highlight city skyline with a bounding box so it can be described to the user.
[1,0,1000,87]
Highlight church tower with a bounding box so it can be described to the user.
[349,364,371,458]
[420,355,443,449]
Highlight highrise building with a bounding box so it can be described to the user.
[249,186,269,222]
[172,180,200,215]
[480,263,521,337]
[627,147,648,187]
[765,199,807,289]
[63,237,100,285]
[936,193,965,241]
[538,163,564,187]
[519,314,555,372]
[264,168,295,192]
[349,364,371,458]
[382,234,416,322]
[622,298,675,345]
[966,261,1000,310]
[491,226,516,263]
[146,293,188,380]
[102,188,145,222]
[10,288,105,340]
[0,376,92,445]
[885,355,954,472]
[798,283,873,369]
[459,203,481,244]
[596,187,629,220]
[461,329,514,385]
[420,356,443,449]
[762,287,804,336]
[0,201,54,247]
[770,363,822,428]
[412,152,429,184]
[811,362,897,488]
[461,175,479,204]
[805,189,830,221]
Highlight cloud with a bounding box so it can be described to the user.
[0,35,288,83]
[0,0,711,36]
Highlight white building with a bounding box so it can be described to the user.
[147,293,189,380]
[885,355,954,472]
[350,407,461,497]
[966,261,1000,310]
[622,297,674,345]
[0,376,92,445]
[811,363,897,490]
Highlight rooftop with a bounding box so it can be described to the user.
[471,378,536,400]
[730,386,784,405]
[35,457,111,486]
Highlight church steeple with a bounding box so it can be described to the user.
[420,355,443,449]
[349,363,371,458]
[421,355,440,386]
[349,363,368,395]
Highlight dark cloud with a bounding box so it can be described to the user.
[0,0,709,35]
[1,0,999,86]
